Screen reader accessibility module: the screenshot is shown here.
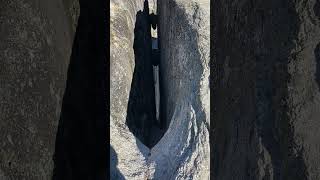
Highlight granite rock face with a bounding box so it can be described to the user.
[212,0,320,179]
[110,0,151,179]
[153,0,210,179]
[110,0,210,179]
[62,0,80,34]
[0,0,78,179]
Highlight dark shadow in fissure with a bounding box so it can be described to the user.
[110,145,125,180]
[52,1,107,179]
[126,0,164,149]
[314,0,320,19]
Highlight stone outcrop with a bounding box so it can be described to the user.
[110,0,210,179]
[0,0,78,179]
[212,0,320,179]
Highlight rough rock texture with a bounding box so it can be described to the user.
[152,0,210,179]
[110,0,210,179]
[0,0,78,179]
[62,0,80,34]
[212,0,320,179]
[110,0,151,179]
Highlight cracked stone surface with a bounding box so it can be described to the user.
[110,0,210,179]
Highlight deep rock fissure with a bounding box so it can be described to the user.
[52,1,107,179]
[110,0,210,178]
[126,0,166,148]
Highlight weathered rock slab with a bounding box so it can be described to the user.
[0,0,77,179]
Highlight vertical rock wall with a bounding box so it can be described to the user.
[212,0,320,179]
[110,0,150,179]
[63,0,80,34]
[151,0,210,179]
[0,0,78,179]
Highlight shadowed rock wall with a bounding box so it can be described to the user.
[52,0,107,179]
[125,0,157,148]
[0,0,78,179]
[212,0,320,179]
[151,0,210,179]
[110,0,151,179]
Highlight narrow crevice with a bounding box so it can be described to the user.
[52,1,107,179]
[126,0,165,148]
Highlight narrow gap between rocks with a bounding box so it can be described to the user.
[126,0,166,148]
[52,1,107,179]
